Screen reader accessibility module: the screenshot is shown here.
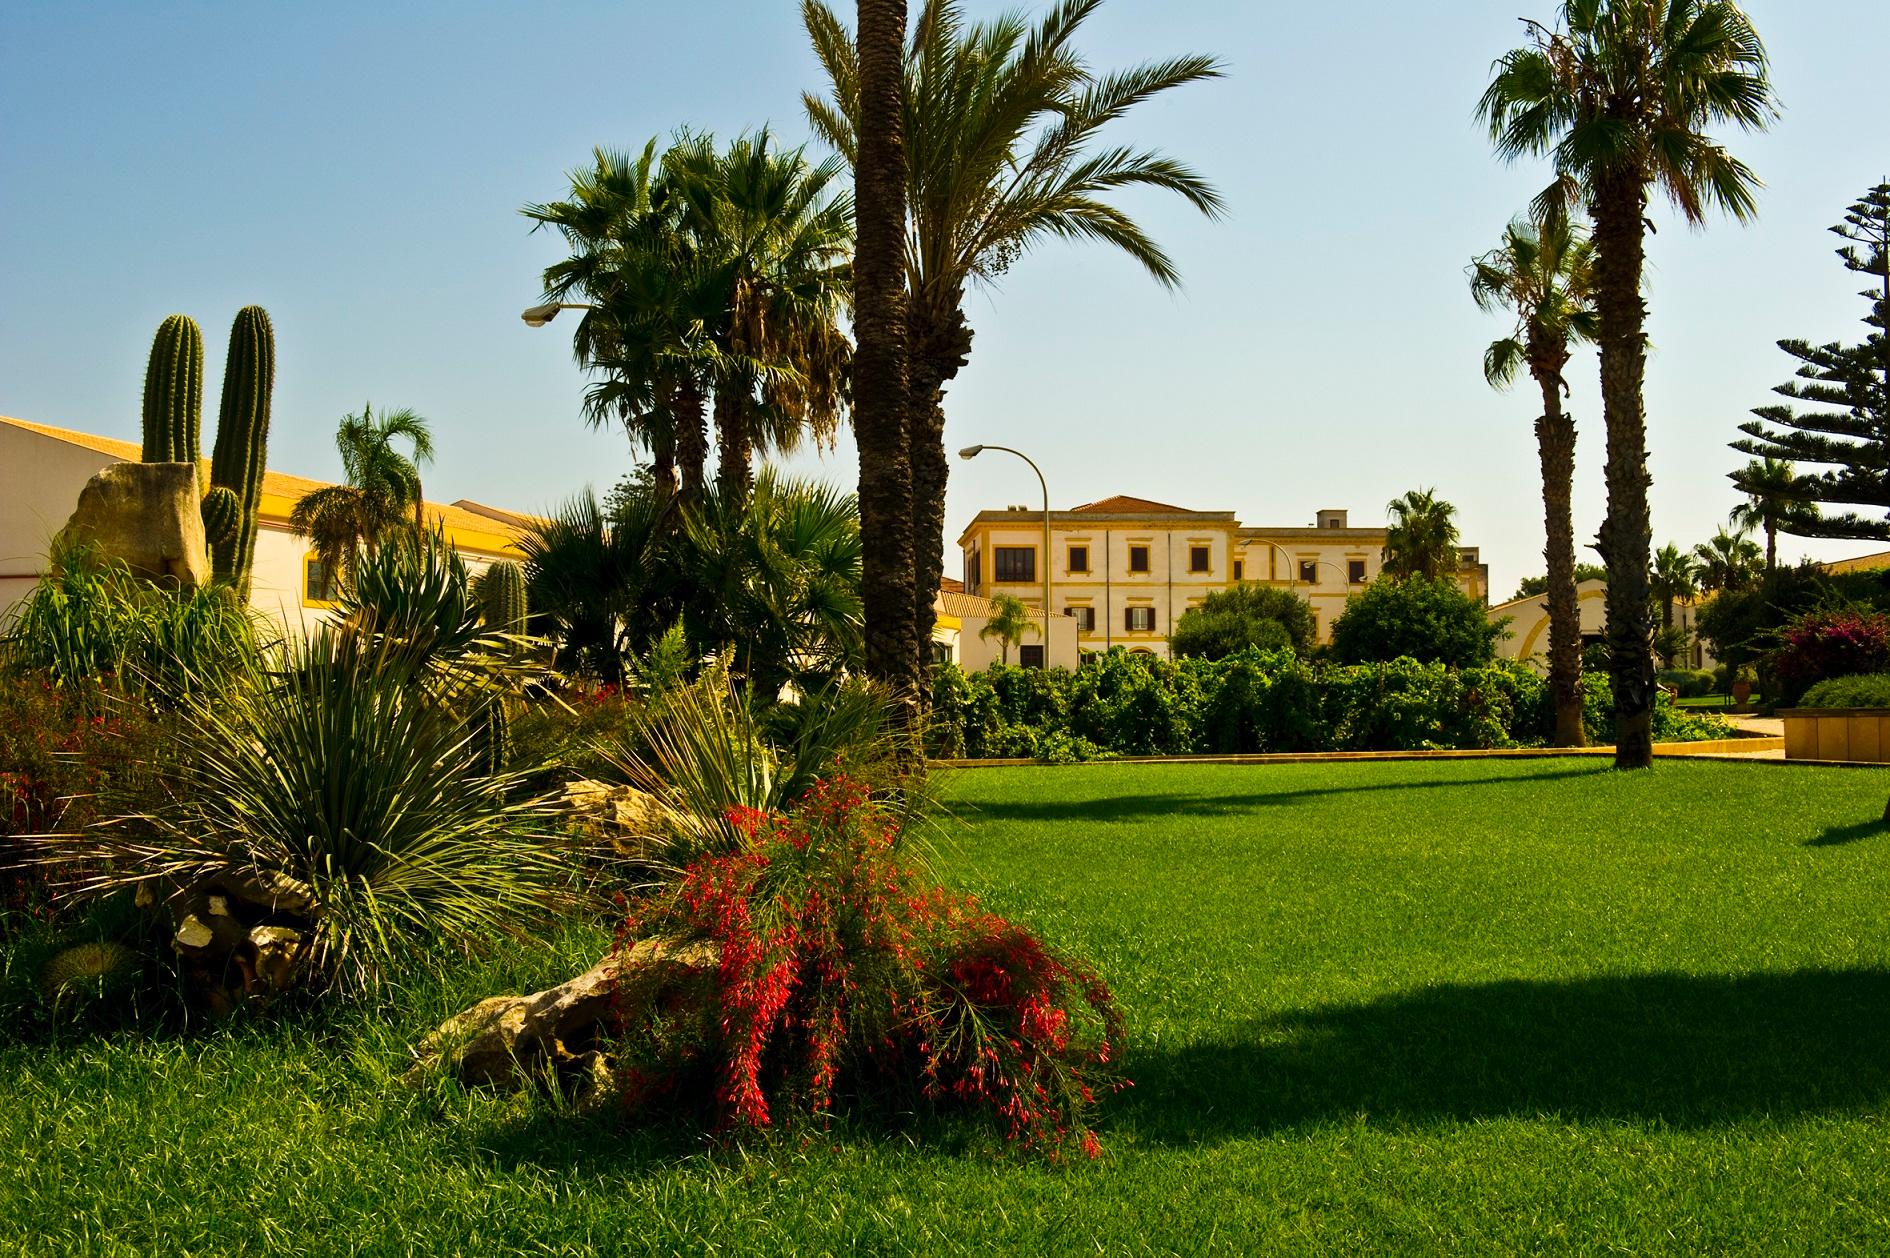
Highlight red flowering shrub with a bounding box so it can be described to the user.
[1770,608,1890,691]
[611,778,1124,1156]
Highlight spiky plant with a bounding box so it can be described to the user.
[199,485,242,547]
[474,561,529,634]
[141,314,204,464]
[209,306,275,592]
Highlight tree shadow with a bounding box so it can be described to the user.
[962,765,1609,824]
[1121,969,1890,1144]
[1806,818,1888,847]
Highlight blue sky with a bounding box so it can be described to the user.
[3,1,1884,596]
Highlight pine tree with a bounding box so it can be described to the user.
[1733,182,1890,539]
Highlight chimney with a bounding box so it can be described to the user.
[1315,509,1348,529]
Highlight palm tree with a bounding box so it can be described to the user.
[804,0,1224,672]
[1382,489,1462,582]
[979,593,1035,666]
[1692,527,1762,594]
[1729,457,1806,572]
[1480,0,1777,768]
[290,403,435,583]
[525,143,713,499]
[848,0,920,693]
[1471,212,1600,746]
[1650,543,1699,630]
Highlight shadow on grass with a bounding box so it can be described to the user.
[1806,818,1889,847]
[963,765,1609,824]
[1122,968,1890,1142]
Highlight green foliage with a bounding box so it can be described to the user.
[289,403,434,582]
[37,628,570,995]
[1512,563,1607,601]
[208,305,275,591]
[1382,489,1462,582]
[1329,575,1504,669]
[0,541,258,701]
[139,314,203,464]
[199,485,241,547]
[1799,673,1890,709]
[1658,668,1718,699]
[474,561,529,634]
[1170,584,1315,660]
[978,594,1035,666]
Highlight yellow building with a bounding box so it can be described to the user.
[956,496,1488,658]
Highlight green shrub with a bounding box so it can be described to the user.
[1657,668,1717,698]
[1798,673,1890,709]
[1170,585,1316,659]
[1329,575,1505,669]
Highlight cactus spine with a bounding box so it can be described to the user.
[199,485,242,546]
[141,315,204,464]
[209,306,275,593]
[476,560,529,634]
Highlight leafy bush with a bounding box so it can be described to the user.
[1657,668,1717,698]
[613,778,1122,1156]
[1769,607,1890,702]
[1170,585,1316,659]
[1329,575,1505,669]
[1798,673,1890,709]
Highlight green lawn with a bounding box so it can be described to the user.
[6,759,1890,1254]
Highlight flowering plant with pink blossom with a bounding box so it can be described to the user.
[1770,607,1890,688]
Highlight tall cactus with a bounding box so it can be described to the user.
[209,306,275,593]
[475,560,529,633]
[141,314,204,464]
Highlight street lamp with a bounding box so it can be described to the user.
[959,444,1052,656]
[519,302,595,328]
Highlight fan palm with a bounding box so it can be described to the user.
[1650,542,1699,630]
[1480,0,1776,767]
[1471,212,1600,746]
[1729,457,1807,571]
[1382,489,1462,583]
[804,0,1224,671]
[518,489,667,686]
[1692,527,1762,594]
[288,404,435,582]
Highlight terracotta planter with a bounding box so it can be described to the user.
[1731,680,1752,704]
[1779,708,1890,763]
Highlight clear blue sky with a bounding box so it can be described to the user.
[3,1,1884,596]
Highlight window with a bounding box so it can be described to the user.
[304,554,338,605]
[930,641,953,666]
[1298,560,1318,584]
[964,548,981,593]
[1233,560,1244,581]
[1068,544,1089,573]
[1189,545,1210,573]
[1068,605,1096,632]
[1348,559,1367,584]
[1460,550,1477,567]
[1019,644,1046,669]
[994,546,1035,583]
[1128,545,1151,573]
[1124,606,1156,632]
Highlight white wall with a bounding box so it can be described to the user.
[952,609,1081,672]
[0,424,114,625]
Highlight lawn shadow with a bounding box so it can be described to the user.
[1122,968,1890,1142]
[1806,817,1889,847]
[963,765,1609,824]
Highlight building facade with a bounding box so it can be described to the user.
[0,416,527,632]
[957,495,1489,659]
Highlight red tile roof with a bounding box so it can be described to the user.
[938,576,965,593]
[1070,494,1193,514]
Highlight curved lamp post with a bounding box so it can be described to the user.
[959,444,1052,653]
[519,302,595,328]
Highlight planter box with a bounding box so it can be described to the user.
[1778,708,1890,763]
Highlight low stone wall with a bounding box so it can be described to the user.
[1779,709,1890,764]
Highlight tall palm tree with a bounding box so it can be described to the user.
[849,0,920,692]
[1382,489,1462,583]
[1471,213,1600,746]
[1650,542,1699,630]
[1692,527,1762,594]
[804,0,1224,672]
[1480,0,1777,768]
[290,404,435,583]
[1729,457,1806,572]
[525,143,714,500]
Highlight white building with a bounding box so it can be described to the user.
[1487,577,1712,670]
[930,580,1081,671]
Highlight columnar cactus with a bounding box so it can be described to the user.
[209,306,275,593]
[475,560,529,633]
[199,485,242,546]
[476,701,512,778]
[141,315,204,464]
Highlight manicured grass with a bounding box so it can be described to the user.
[6,759,1890,1254]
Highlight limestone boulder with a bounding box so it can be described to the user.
[60,461,209,589]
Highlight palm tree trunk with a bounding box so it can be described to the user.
[854,0,919,695]
[1764,521,1777,572]
[651,436,678,501]
[907,299,974,673]
[1592,172,1656,769]
[1531,352,1586,748]
[674,378,709,501]
[714,386,753,504]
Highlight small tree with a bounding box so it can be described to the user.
[1692,528,1763,594]
[1329,575,1504,669]
[1382,488,1462,581]
[978,594,1035,666]
[1170,585,1316,660]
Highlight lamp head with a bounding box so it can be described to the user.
[957,445,984,459]
[520,303,564,328]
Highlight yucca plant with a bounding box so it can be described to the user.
[41,628,569,995]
